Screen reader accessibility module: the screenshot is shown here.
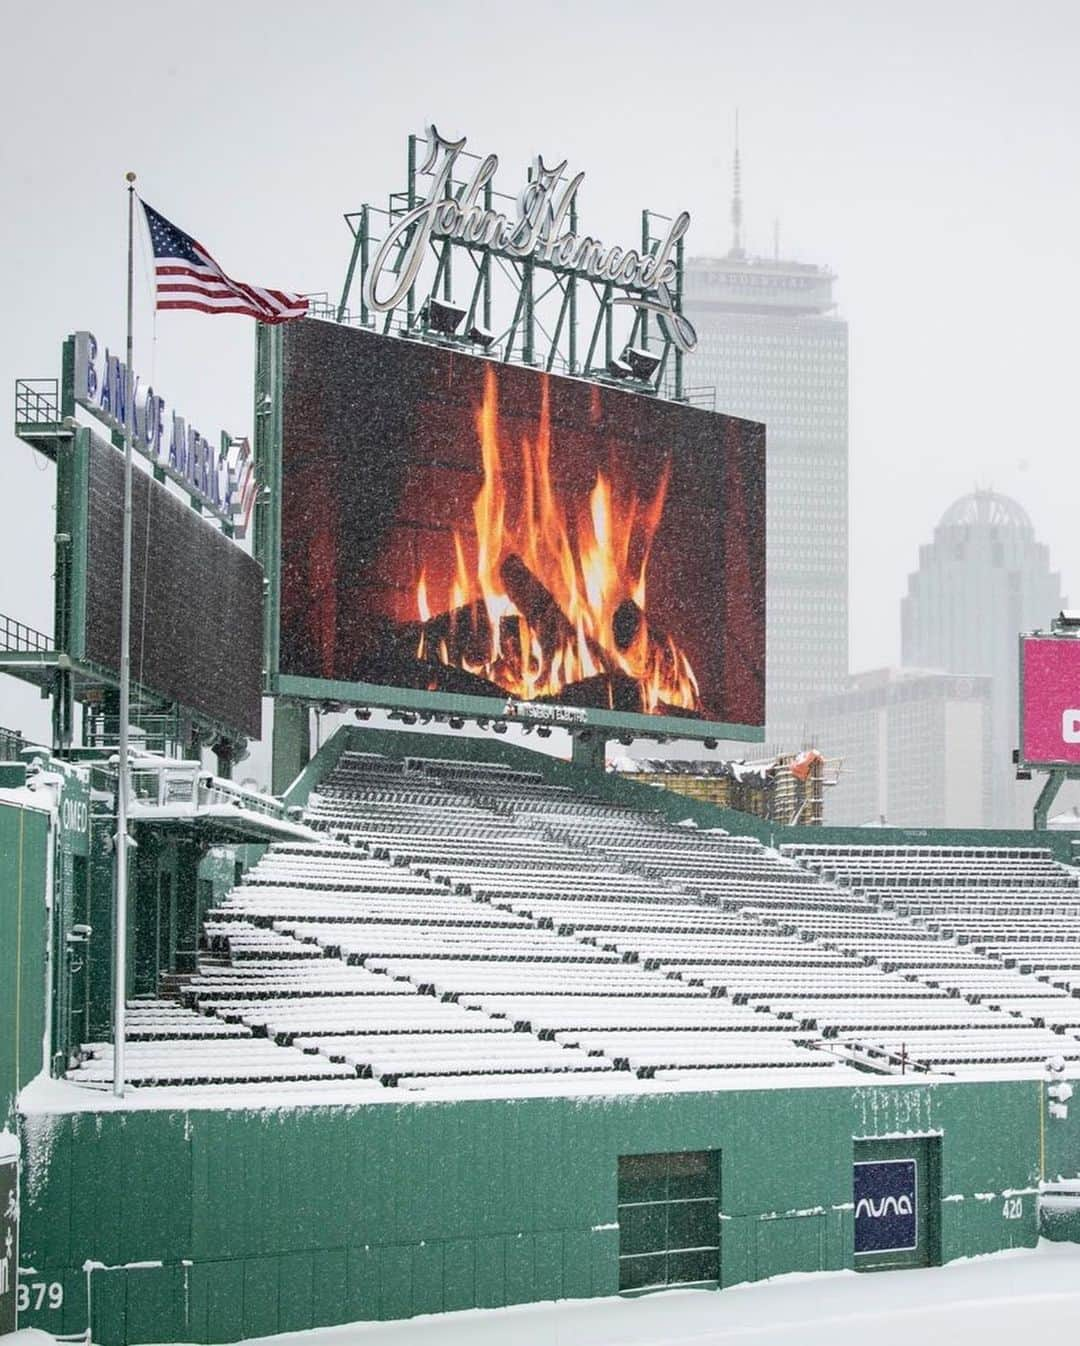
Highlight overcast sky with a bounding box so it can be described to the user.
[1,0,1078,750]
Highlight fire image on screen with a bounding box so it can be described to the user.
[279,322,764,727]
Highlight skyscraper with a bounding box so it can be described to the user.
[901,489,1064,827]
[808,667,993,828]
[682,138,848,747]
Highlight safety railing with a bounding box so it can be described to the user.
[15,377,60,426]
[126,757,286,821]
[0,611,52,654]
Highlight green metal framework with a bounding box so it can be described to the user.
[4,417,252,761]
[334,131,704,404]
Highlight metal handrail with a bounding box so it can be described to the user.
[0,611,52,654]
[15,377,60,425]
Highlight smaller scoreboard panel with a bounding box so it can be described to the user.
[84,436,264,738]
[1020,635,1080,769]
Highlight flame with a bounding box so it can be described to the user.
[413,366,701,713]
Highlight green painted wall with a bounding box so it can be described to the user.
[17,1078,1043,1344]
[0,798,50,1130]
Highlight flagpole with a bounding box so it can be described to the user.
[113,171,137,1099]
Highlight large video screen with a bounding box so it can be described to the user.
[85,436,264,738]
[1021,636,1080,768]
[278,321,765,730]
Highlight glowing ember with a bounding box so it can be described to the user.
[414,366,701,712]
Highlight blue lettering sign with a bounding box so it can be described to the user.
[169,414,186,474]
[854,1160,917,1254]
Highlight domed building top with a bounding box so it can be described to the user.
[938,488,1033,534]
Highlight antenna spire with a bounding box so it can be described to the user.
[730,110,744,259]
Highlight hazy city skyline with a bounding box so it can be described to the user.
[2,0,1077,754]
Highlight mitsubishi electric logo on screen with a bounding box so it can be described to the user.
[854,1160,918,1255]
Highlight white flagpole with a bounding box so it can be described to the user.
[113,171,137,1098]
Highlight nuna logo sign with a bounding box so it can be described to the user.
[854,1159,918,1254]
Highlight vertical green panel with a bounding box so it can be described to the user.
[442,1240,476,1313]
[505,1232,535,1305]
[90,1269,127,1346]
[0,803,49,1127]
[590,1226,619,1297]
[204,1260,244,1345]
[20,1113,73,1270]
[241,1257,278,1340]
[720,1216,752,1287]
[377,1245,412,1321]
[410,1241,444,1316]
[345,1245,377,1325]
[561,1230,591,1301]
[475,1236,505,1308]
[311,1247,346,1330]
[125,1265,186,1345]
[69,1116,122,1267]
[184,1261,209,1344]
[755,1215,826,1277]
[120,1113,191,1263]
[319,1114,349,1251]
[534,1230,562,1302]
[277,1251,314,1335]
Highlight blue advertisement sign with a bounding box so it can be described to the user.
[854,1159,917,1254]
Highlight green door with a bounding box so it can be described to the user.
[618,1150,720,1291]
[853,1136,940,1270]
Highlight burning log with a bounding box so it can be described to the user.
[500,552,611,673]
[500,553,577,654]
[402,600,492,666]
[612,597,645,653]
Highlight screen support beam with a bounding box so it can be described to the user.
[1033,769,1066,831]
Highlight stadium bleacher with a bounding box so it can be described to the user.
[65,751,1080,1092]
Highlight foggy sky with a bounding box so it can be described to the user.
[1,0,1077,749]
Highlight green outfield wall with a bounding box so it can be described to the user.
[1,797,51,1129]
[15,1077,1051,1344]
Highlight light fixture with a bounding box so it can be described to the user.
[448,716,464,730]
[421,296,467,336]
[468,324,496,349]
[703,738,718,750]
[621,345,661,381]
[536,726,552,738]
[400,712,418,726]
[606,357,633,379]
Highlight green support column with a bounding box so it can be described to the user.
[571,732,609,773]
[1034,770,1066,830]
[272,703,311,796]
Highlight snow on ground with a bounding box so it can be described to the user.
[192,1242,1080,1346]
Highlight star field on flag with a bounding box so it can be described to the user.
[140,199,309,323]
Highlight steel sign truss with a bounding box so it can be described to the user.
[334,128,694,402]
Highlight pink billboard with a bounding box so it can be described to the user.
[1022,636,1080,766]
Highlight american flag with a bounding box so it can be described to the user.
[140,199,309,324]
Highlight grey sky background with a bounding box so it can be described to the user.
[1,0,1077,751]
